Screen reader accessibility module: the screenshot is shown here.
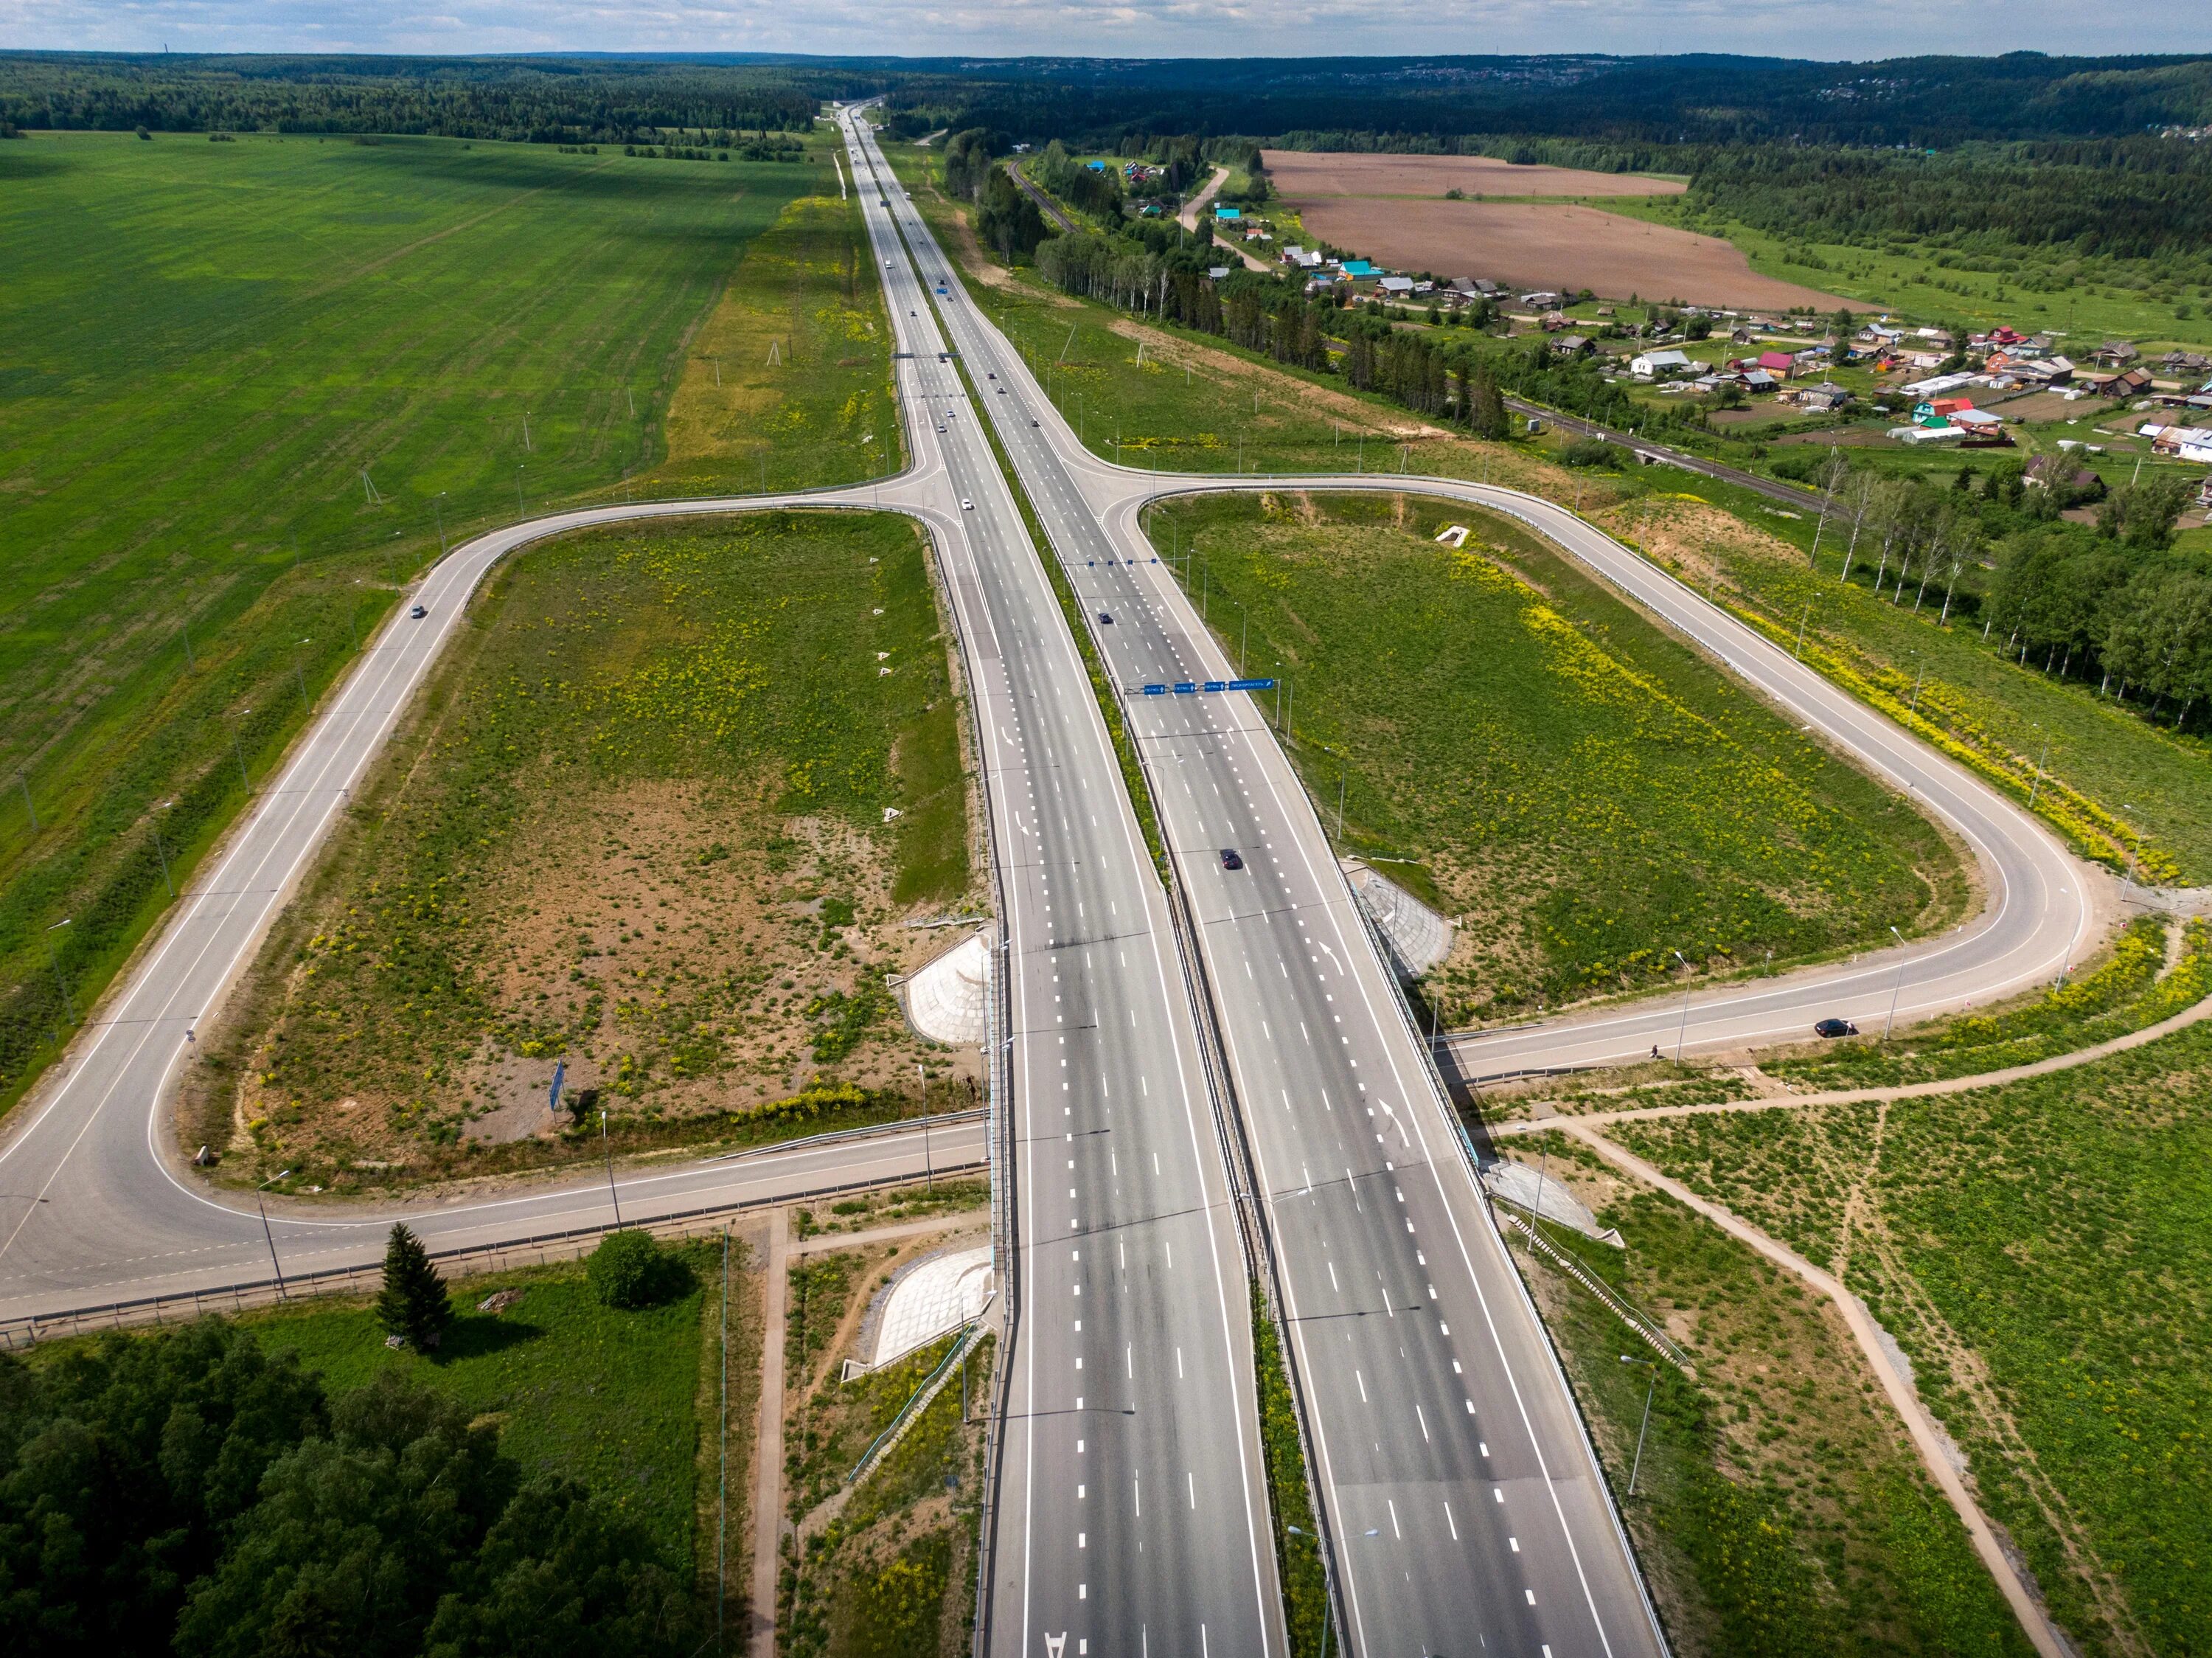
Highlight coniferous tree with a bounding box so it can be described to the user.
[376,1222,452,1350]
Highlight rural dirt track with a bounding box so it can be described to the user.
[1262,150,1685,198]
[1289,194,1855,311]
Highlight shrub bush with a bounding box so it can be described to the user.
[587,1229,694,1309]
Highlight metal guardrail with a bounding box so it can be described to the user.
[706,1108,985,1162]
[0,1156,986,1353]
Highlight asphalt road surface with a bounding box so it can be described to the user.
[846,112,1286,1658]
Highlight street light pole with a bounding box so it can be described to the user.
[1621,1355,1658,1496]
[257,1170,293,1299]
[1672,948,1691,1064]
[1883,924,1907,1040]
[601,1109,623,1225]
[44,917,73,1019]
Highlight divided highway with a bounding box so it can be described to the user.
[844,112,1286,1658]
[855,119,1667,1658]
[0,96,2101,1658]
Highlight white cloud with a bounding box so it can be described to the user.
[2,0,2208,62]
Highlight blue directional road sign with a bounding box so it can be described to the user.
[1228,679,1277,691]
[549,1060,566,1114]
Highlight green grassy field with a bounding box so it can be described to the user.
[246,1249,720,1565]
[1144,492,1967,1020]
[184,512,975,1191]
[1606,479,2210,882]
[1610,1024,2212,1657]
[644,190,904,497]
[0,127,871,1120]
[1509,1142,2029,1657]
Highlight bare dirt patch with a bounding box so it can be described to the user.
[1292,198,1854,311]
[1264,150,1684,200]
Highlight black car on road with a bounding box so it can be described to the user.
[1219,848,1244,871]
[1815,1017,1858,1038]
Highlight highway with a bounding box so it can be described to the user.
[844,112,1286,1658]
[857,119,1668,1658]
[0,98,2103,1658]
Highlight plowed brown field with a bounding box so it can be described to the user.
[1293,198,1854,311]
[1262,150,1685,198]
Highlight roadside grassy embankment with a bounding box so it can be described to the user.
[1503,1137,2030,1656]
[1144,490,1968,1021]
[0,128,857,1122]
[184,512,981,1193]
[1601,483,2205,882]
[1607,1023,2212,1657]
[779,1230,995,1658]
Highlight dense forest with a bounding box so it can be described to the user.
[879,52,2212,150]
[9,49,2212,151]
[1686,142,2212,266]
[0,1320,697,1657]
[0,52,841,141]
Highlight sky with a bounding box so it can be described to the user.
[2,0,2210,63]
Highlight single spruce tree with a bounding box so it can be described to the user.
[375,1222,451,1350]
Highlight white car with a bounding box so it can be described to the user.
[961,499,975,511]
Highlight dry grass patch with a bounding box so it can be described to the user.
[184,512,982,1194]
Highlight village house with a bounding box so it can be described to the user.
[2090,341,2140,369]
[1790,383,1854,412]
[1629,348,1692,379]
